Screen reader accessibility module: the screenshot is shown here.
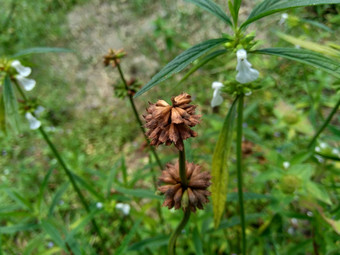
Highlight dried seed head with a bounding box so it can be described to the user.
[103,49,126,67]
[143,93,201,151]
[158,161,211,212]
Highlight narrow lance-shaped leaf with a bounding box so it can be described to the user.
[212,97,239,228]
[276,32,340,57]
[233,0,242,25]
[3,75,20,133]
[255,48,340,78]
[185,0,232,26]
[241,0,340,29]
[134,38,229,97]
[0,95,6,132]
[178,49,228,85]
[12,47,73,57]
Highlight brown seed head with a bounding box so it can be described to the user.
[158,161,211,212]
[143,93,201,151]
[103,49,126,67]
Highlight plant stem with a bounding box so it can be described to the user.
[114,61,164,223]
[179,149,188,188]
[115,61,163,171]
[308,97,340,148]
[168,209,191,255]
[168,148,190,255]
[13,80,106,253]
[236,93,246,254]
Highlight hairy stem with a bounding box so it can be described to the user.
[115,61,163,170]
[308,97,340,148]
[236,94,246,254]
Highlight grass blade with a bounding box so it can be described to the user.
[12,47,73,57]
[115,220,141,255]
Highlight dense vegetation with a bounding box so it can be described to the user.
[0,0,339,254]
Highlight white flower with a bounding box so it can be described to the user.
[11,60,36,91]
[315,146,321,152]
[115,203,130,215]
[25,112,41,130]
[211,81,224,107]
[236,49,259,84]
[283,161,290,169]
[279,13,288,25]
[34,106,45,115]
[96,202,103,209]
[332,149,339,155]
[320,142,327,149]
[11,60,31,76]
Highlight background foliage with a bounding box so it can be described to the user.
[0,0,339,254]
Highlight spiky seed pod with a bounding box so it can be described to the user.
[143,93,201,151]
[158,161,211,212]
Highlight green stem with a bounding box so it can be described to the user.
[168,209,191,255]
[308,97,340,148]
[39,127,105,243]
[115,62,163,170]
[115,61,164,224]
[236,94,246,254]
[179,149,188,188]
[13,80,106,253]
[168,148,190,255]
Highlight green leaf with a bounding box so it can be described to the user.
[193,227,204,255]
[48,183,69,217]
[241,0,340,29]
[12,47,73,57]
[23,235,44,255]
[276,32,340,57]
[134,38,229,97]
[185,0,232,26]
[114,186,162,200]
[128,235,168,251]
[178,49,227,85]
[255,48,340,78]
[38,167,54,213]
[0,95,6,133]
[211,97,238,228]
[3,75,20,133]
[0,223,38,234]
[41,220,68,251]
[305,182,332,205]
[115,220,141,255]
[227,192,273,201]
[73,173,105,201]
[234,0,242,14]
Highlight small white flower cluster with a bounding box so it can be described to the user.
[10,60,43,130]
[11,60,36,91]
[115,203,130,215]
[25,106,44,130]
[210,49,259,107]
